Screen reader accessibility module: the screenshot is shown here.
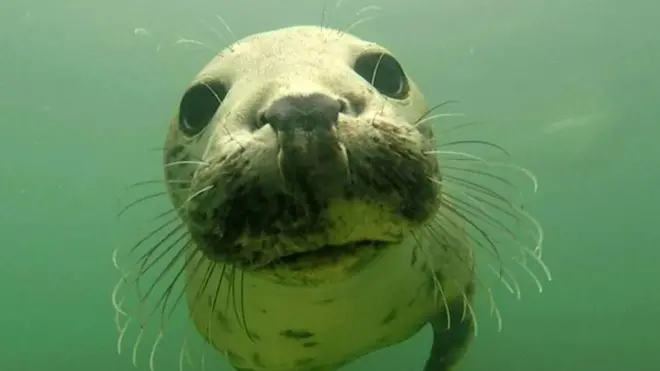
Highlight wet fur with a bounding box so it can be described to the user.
[113,22,549,371]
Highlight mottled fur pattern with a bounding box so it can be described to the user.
[114,25,549,371]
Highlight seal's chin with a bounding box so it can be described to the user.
[263,240,391,270]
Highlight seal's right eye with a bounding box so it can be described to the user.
[178,81,228,136]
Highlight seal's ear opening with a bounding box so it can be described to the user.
[178,81,228,136]
[353,51,410,100]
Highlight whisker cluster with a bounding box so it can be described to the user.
[413,101,551,334]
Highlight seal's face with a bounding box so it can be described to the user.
[163,27,440,281]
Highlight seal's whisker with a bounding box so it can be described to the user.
[427,150,483,162]
[438,200,502,264]
[411,232,451,329]
[442,192,519,242]
[136,232,189,290]
[178,338,189,371]
[426,209,522,300]
[442,167,521,196]
[200,19,231,48]
[128,217,181,255]
[140,184,213,224]
[514,257,544,293]
[131,242,195,325]
[438,140,511,157]
[438,187,532,296]
[442,179,521,213]
[517,208,546,259]
[357,5,382,15]
[215,14,237,44]
[417,215,509,333]
[112,277,129,317]
[369,52,386,87]
[162,246,202,319]
[325,0,345,30]
[486,287,503,332]
[435,121,486,136]
[238,269,254,342]
[341,4,381,36]
[227,267,248,337]
[173,37,217,54]
[206,263,229,351]
[127,179,192,189]
[343,16,376,35]
[200,81,244,150]
[487,263,520,298]
[462,291,479,336]
[519,236,552,282]
[438,177,522,219]
[427,149,539,193]
[132,325,145,367]
[414,112,468,128]
[148,330,164,371]
[444,166,522,205]
[414,100,461,125]
[165,160,209,168]
[442,182,524,226]
[117,315,131,355]
[147,147,205,162]
[118,192,169,218]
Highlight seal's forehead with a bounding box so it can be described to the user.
[196,26,384,80]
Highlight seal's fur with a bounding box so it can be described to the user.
[113,26,550,371]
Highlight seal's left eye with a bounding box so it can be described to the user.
[354,51,410,100]
[178,81,228,136]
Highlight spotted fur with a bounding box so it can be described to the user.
[114,25,548,371]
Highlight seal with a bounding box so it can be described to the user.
[113,25,550,371]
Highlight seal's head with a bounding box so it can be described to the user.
[163,26,440,283]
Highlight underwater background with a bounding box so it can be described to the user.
[1,0,659,370]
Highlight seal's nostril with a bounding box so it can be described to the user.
[257,110,268,128]
[262,93,341,133]
[338,98,349,114]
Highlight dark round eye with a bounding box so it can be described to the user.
[354,51,410,100]
[178,81,228,136]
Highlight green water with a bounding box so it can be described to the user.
[2,0,659,370]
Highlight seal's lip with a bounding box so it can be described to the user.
[269,240,390,266]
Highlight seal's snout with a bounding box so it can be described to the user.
[260,92,344,133]
[260,92,350,194]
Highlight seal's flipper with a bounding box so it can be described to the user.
[423,288,475,371]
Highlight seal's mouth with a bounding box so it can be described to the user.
[264,239,390,269]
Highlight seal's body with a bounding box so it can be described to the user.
[118,25,534,371]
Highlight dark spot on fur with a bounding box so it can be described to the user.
[381,308,397,325]
[260,308,267,314]
[346,144,440,224]
[295,358,315,367]
[410,247,418,266]
[215,311,231,331]
[407,299,416,307]
[465,281,475,297]
[279,329,315,339]
[252,353,264,367]
[316,298,335,305]
[302,341,318,348]
[226,351,245,364]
